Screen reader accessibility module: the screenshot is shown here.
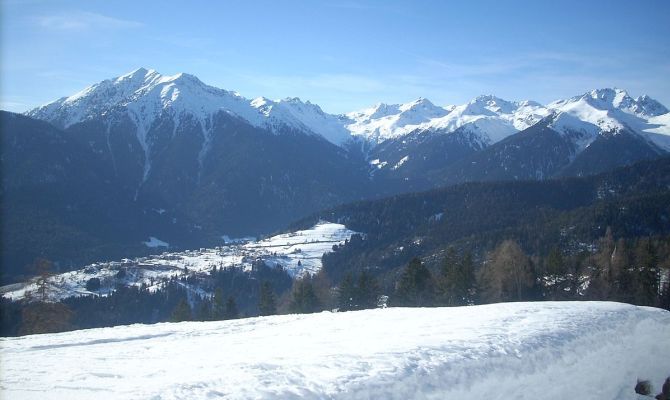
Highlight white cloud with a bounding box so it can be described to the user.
[37,11,143,31]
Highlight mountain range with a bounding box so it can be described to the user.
[2,67,669,281]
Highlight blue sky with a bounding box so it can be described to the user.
[2,0,669,114]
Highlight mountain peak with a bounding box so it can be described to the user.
[399,97,438,113]
[549,87,669,119]
[584,87,631,109]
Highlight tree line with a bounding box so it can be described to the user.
[1,230,668,337]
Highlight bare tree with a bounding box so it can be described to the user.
[479,240,535,303]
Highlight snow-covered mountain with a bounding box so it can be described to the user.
[547,88,670,151]
[346,95,550,146]
[2,302,669,399]
[11,69,670,277]
[28,67,351,146]
[345,98,452,142]
[354,88,670,185]
[26,68,670,154]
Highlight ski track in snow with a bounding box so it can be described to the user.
[0,302,668,399]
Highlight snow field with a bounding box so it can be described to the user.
[1,302,668,399]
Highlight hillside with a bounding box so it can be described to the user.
[294,157,670,285]
[5,69,670,281]
[1,302,669,399]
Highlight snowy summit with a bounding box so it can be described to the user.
[25,69,670,153]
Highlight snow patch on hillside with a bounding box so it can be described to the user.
[1,302,668,399]
[0,222,357,302]
[143,236,169,248]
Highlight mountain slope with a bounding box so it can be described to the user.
[0,222,356,302]
[0,111,206,282]
[12,69,670,280]
[294,157,670,282]
[1,302,668,399]
[347,89,669,185]
[22,68,373,236]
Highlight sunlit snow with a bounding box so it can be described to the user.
[1,302,668,399]
[0,222,357,302]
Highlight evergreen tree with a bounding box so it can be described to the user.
[28,258,54,302]
[544,247,564,276]
[337,273,356,311]
[258,281,277,316]
[394,258,434,307]
[211,288,225,320]
[439,247,474,306]
[170,298,191,322]
[542,247,565,300]
[356,270,380,310]
[289,278,321,314]
[195,298,211,321]
[224,296,239,320]
[85,277,101,292]
[633,238,659,306]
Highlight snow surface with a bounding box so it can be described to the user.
[0,222,356,302]
[143,236,170,248]
[1,302,668,399]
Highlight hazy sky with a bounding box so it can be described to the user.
[2,0,669,114]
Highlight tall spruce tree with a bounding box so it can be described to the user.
[258,281,277,316]
[395,258,434,307]
[439,248,475,306]
[357,270,380,310]
[290,278,321,314]
[633,238,659,306]
[211,288,225,320]
[224,296,239,320]
[337,273,356,311]
[171,298,192,322]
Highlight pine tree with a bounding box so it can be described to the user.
[211,288,225,320]
[543,247,565,300]
[356,270,380,310]
[545,247,564,276]
[224,296,239,320]
[439,247,463,306]
[337,273,356,311]
[171,298,191,322]
[289,278,321,314]
[258,281,277,316]
[633,238,659,306]
[458,252,476,304]
[195,298,211,321]
[395,258,434,307]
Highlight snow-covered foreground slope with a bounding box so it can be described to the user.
[0,222,356,302]
[1,302,668,400]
